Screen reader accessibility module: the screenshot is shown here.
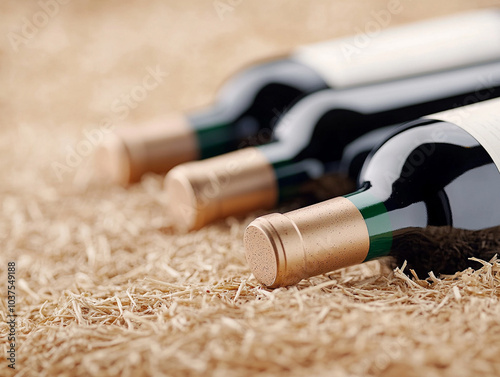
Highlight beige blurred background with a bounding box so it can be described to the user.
[2,1,500,376]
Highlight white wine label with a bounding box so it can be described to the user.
[428,98,500,172]
[293,9,500,89]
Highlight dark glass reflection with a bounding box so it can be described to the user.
[259,61,500,202]
[187,59,328,158]
[360,121,500,276]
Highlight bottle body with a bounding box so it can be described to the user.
[244,98,500,287]
[98,9,500,184]
[191,7,500,162]
[192,8,500,159]
[261,60,500,203]
[352,119,500,276]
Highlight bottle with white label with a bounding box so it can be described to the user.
[97,9,500,185]
[244,98,500,288]
[165,59,500,231]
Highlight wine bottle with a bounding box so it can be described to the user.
[165,60,500,230]
[97,9,500,185]
[243,98,500,287]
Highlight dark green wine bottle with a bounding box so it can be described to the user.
[98,9,500,185]
[244,98,500,287]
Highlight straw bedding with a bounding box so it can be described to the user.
[2,1,500,376]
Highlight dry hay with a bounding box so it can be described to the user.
[1,1,500,376]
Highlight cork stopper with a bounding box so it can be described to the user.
[244,196,370,287]
[94,115,198,185]
[164,147,278,231]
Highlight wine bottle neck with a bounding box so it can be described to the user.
[345,187,393,261]
[188,104,241,159]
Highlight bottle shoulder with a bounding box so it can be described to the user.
[359,120,484,187]
[216,58,328,104]
[188,58,329,132]
[357,120,500,230]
